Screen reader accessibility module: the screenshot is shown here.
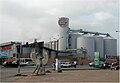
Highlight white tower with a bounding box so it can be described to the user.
[58,17,69,50]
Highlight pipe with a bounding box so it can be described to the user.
[69,29,110,36]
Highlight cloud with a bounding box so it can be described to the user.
[95,11,113,21]
[46,8,63,16]
[0,0,119,44]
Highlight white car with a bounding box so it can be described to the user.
[89,62,94,66]
[61,62,71,68]
[20,61,35,66]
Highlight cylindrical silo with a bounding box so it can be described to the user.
[94,35,104,58]
[69,33,81,49]
[58,17,69,50]
[77,34,95,60]
[104,36,117,58]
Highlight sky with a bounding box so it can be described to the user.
[0,0,119,47]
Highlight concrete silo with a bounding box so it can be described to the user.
[94,35,104,58]
[58,17,69,50]
[104,36,117,58]
[68,33,81,49]
[77,34,95,60]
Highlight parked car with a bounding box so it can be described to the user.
[2,61,35,67]
[61,62,71,68]
[25,61,35,66]
[70,61,77,68]
[111,62,119,70]
[89,62,94,66]
[89,61,104,68]
[2,61,18,67]
[99,61,104,68]
[102,62,111,69]
[20,61,35,66]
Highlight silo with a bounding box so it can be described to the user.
[69,33,81,49]
[77,34,95,60]
[94,35,104,58]
[104,36,117,58]
[58,17,69,50]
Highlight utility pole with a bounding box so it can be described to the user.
[116,30,120,63]
[55,39,59,72]
[16,44,21,75]
[54,37,63,72]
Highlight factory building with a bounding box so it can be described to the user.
[44,41,58,50]
[0,17,117,62]
[58,17,70,50]
[77,34,95,60]
[56,17,117,60]
[104,36,117,59]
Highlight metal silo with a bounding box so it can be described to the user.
[94,35,104,58]
[104,36,117,58]
[69,33,81,49]
[77,34,95,60]
[58,17,69,50]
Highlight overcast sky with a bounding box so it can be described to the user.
[0,0,119,44]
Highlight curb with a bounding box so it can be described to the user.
[48,68,100,72]
[62,68,100,71]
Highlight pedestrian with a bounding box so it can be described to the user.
[52,61,55,70]
[74,61,77,68]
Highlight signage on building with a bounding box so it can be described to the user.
[94,52,100,61]
[0,50,11,57]
[58,17,68,28]
[105,55,118,59]
[94,52,100,67]
[0,45,11,50]
[0,45,12,57]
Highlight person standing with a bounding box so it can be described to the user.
[52,61,55,70]
[74,61,77,68]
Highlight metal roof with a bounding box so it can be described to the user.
[0,41,21,46]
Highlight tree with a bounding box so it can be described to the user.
[70,57,80,61]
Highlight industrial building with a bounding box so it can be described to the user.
[45,17,117,60]
[0,17,118,63]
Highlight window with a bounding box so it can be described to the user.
[69,44,71,46]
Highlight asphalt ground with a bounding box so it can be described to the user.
[0,65,119,82]
[15,70,119,82]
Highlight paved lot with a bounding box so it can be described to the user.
[14,70,119,82]
[0,65,119,82]
[0,66,35,82]
[0,65,96,81]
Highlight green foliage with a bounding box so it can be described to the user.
[69,57,80,61]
